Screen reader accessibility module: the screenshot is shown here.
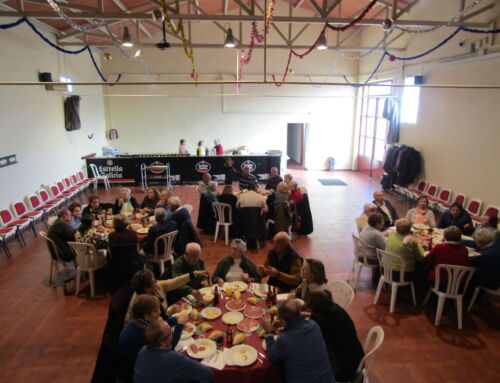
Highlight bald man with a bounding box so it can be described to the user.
[170,243,210,301]
[373,190,399,229]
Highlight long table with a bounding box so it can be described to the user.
[85,154,282,186]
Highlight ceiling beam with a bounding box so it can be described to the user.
[111,0,153,40]
[23,0,98,12]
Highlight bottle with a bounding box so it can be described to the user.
[226,326,233,346]
[213,286,219,306]
[272,287,277,305]
[267,285,272,303]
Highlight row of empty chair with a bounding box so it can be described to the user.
[0,171,94,258]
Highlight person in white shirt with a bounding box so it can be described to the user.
[236,183,268,213]
[196,173,212,195]
[355,202,378,233]
[373,190,399,229]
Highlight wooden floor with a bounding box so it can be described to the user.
[1,169,499,383]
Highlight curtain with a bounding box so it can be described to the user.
[64,95,81,131]
[383,97,400,144]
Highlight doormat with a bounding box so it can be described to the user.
[318,179,348,186]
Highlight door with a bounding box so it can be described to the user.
[287,123,304,166]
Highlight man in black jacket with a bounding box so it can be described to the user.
[373,190,399,229]
[47,209,76,261]
[143,208,178,255]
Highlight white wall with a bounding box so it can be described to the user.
[0,20,107,208]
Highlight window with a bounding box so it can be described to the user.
[401,76,420,124]
[59,76,73,92]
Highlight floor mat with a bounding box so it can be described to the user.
[318,179,348,186]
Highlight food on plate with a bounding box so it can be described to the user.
[202,295,213,306]
[190,308,200,321]
[233,290,241,300]
[244,305,263,318]
[189,343,199,353]
[181,323,196,339]
[183,324,195,333]
[208,330,224,340]
[136,227,149,234]
[268,305,278,315]
[237,318,259,332]
[201,307,221,320]
[224,281,248,292]
[222,311,244,325]
[246,297,258,306]
[233,333,246,345]
[257,328,266,338]
[200,322,213,332]
[226,299,246,311]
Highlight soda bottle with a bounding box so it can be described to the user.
[213,286,219,306]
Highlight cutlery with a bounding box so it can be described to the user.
[258,352,266,359]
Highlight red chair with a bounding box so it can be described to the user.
[0,208,33,245]
[0,227,17,257]
[465,199,483,218]
[429,188,451,207]
[56,181,77,199]
[425,184,439,200]
[472,206,499,224]
[406,180,428,200]
[71,174,90,192]
[27,193,57,216]
[77,171,94,186]
[11,200,44,230]
[37,188,64,209]
[438,193,467,212]
[49,184,70,207]
[64,177,84,194]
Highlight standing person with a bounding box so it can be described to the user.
[260,299,335,383]
[406,196,436,227]
[140,187,160,215]
[213,138,224,155]
[113,188,139,214]
[265,167,283,191]
[373,190,399,229]
[178,139,189,154]
[292,258,330,301]
[225,158,259,191]
[47,209,76,262]
[196,140,204,156]
[68,202,82,230]
[438,203,473,235]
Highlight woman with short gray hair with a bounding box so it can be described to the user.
[212,239,261,285]
[113,187,139,214]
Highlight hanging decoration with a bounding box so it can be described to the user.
[45,0,106,32]
[325,0,378,32]
[460,26,500,34]
[343,52,387,87]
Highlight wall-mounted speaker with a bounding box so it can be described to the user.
[414,75,425,85]
[38,72,53,90]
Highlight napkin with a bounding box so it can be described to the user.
[276,293,288,302]
[202,350,226,370]
[223,347,236,366]
[175,337,194,352]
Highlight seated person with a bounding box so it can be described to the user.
[305,291,364,383]
[170,243,209,302]
[134,320,212,383]
[405,196,436,227]
[196,173,212,195]
[288,181,303,205]
[237,183,268,214]
[438,203,473,235]
[68,202,82,230]
[291,258,330,301]
[259,232,302,292]
[265,167,283,191]
[225,158,259,191]
[156,189,173,219]
[113,187,139,214]
[119,294,187,365]
[373,190,399,229]
[212,239,261,284]
[82,195,113,219]
[75,214,109,250]
[125,269,208,323]
[283,173,293,185]
[47,209,76,262]
[355,202,377,233]
[273,182,290,212]
[385,218,425,281]
[358,213,386,264]
[143,208,178,255]
[168,196,192,227]
[217,185,238,216]
[260,299,335,383]
[471,229,500,290]
[426,226,469,283]
[140,187,160,215]
[472,214,500,243]
[203,181,218,204]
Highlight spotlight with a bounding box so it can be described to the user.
[156,21,170,50]
[224,28,236,48]
[121,26,133,47]
[152,9,164,22]
[382,18,394,31]
[317,33,327,50]
[103,52,112,61]
[134,48,142,58]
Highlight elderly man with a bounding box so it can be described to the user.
[359,213,386,264]
[47,209,76,262]
[472,229,500,290]
[236,183,268,213]
[373,190,398,229]
[265,167,283,191]
[260,299,335,383]
[355,202,378,233]
[196,173,212,195]
[168,196,191,227]
[143,208,178,255]
[113,187,139,214]
[119,294,187,365]
[259,232,302,291]
[225,157,259,191]
[134,320,212,383]
[170,243,209,301]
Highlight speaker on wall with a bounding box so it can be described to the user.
[38,72,53,90]
[414,75,425,85]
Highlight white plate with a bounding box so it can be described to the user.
[199,287,215,298]
[186,339,217,359]
[228,345,258,366]
[172,303,193,317]
[251,283,268,298]
[136,227,149,234]
[244,305,264,319]
[237,318,260,332]
[201,307,222,320]
[223,281,248,292]
[222,311,244,325]
[226,300,246,312]
[413,223,430,230]
[180,322,197,340]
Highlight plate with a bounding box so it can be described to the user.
[201,307,222,320]
[462,235,474,241]
[136,227,149,234]
[413,223,430,230]
[224,281,248,292]
[237,318,259,332]
[244,305,263,319]
[122,211,133,217]
[226,299,246,312]
[180,322,197,340]
[228,345,258,366]
[222,311,244,325]
[172,303,193,317]
[252,283,268,298]
[199,287,215,299]
[130,223,142,230]
[186,339,217,359]
[135,213,147,219]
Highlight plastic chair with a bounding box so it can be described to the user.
[145,230,178,276]
[328,280,355,311]
[0,233,12,258]
[349,233,380,291]
[89,163,111,191]
[27,193,57,225]
[0,208,32,245]
[438,192,467,212]
[11,200,45,229]
[68,242,107,297]
[422,264,474,329]
[429,188,451,211]
[37,188,64,208]
[465,199,483,217]
[373,249,416,314]
[406,179,428,200]
[356,326,385,383]
[77,171,94,186]
[40,231,74,286]
[424,184,439,201]
[472,206,499,225]
[212,202,233,245]
[467,285,500,312]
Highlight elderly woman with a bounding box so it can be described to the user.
[204,181,218,204]
[274,182,290,208]
[140,187,160,215]
[68,202,82,230]
[405,196,436,227]
[438,203,473,235]
[75,214,109,250]
[292,258,330,301]
[82,195,113,219]
[156,189,173,218]
[212,239,261,284]
[355,202,378,233]
[288,181,303,204]
[385,218,424,280]
[113,187,139,214]
[283,173,293,185]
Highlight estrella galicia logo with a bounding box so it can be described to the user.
[195,160,211,173]
[241,160,256,172]
[149,161,165,174]
[106,159,114,166]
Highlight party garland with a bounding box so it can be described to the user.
[326,0,378,32]
[45,0,106,33]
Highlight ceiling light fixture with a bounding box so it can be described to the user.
[134,48,142,58]
[156,20,170,50]
[224,28,236,48]
[121,26,133,47]
[317,33,327,50]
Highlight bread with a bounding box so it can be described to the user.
[233,333,246,345]
[208,330,224,340]
[200,322,213,332]
[246,297,258,305]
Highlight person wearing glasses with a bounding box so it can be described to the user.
[212,239,261,285]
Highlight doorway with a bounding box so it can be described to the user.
[287,123,309,169]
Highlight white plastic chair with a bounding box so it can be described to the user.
[467,286,500,312]
[89,163,110,191]
[182,204,193,214]
[373,249,416,314]
[328,280,355,311]
[68,242,107,297]
[212,202,233,245]
[145,230,178,276]
[356,326,385,383]
[349,233,380,291]
[40,231,74,286]
[422,264,474,329]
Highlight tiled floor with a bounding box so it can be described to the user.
[0,169,499,383]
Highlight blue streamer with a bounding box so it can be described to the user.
[0,17,27,30]
[460,26,500,34]
[344,52,387,88]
